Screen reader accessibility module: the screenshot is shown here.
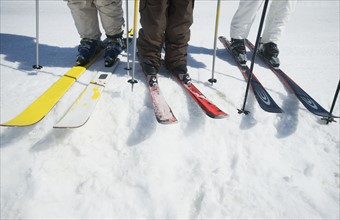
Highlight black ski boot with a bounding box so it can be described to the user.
[259,42,280,67]
[174,65,191,85]
[230,38,247,65]
[76,38,101,66]
[140,59,159,86]
[104,33,125,67]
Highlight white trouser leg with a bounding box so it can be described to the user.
[261,0,297,44]
[230,0,263,39]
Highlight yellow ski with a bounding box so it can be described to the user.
[1,51,104,127]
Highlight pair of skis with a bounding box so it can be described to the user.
[1,41,124,128]
[143,71,228,124]
[219,36,338,121]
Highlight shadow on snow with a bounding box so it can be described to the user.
[0,33,76,71]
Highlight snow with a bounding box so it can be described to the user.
[0,1,339,219]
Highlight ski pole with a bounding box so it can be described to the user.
[32,0,43,72]
[125,0,131,72]
[208,0,221,85]
[238,0,269,115]
[323,79,340,124]
[128,0,139,91]
[329,80,340,114]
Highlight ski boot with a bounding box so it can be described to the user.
[259,42,280,67]
[76,38,101,66]
[140,59,159,86]
[230,38,247,65]
[174,65,191,85]
[104,33,126,67]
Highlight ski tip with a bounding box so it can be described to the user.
[0,115,45,127]
[53,117,90,129]
[218,113,229,119]
[53,125,83,129]
[0,123,18,127]
[265,108,284,114]
[0,122,37,127]
[207,112,228,119]
[157,117,178,124]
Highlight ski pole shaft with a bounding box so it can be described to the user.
[128,0,139,90]
[125,0,131,71]
[329,79,340,114]
[323,79,339,124]
[209,0,221,85]
[33,0,42,71]
[239,0,269,114]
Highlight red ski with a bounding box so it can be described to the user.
[172,72,228,119]
[144,75,178,124]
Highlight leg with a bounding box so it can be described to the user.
[164,0,194,72]
[137,0,168,70]
[67,0,101,40]
[94,0,124,37]
[230,0,263,40]
[262,0,297,44]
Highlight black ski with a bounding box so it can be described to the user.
[219,36,283,113]
[245,39,338,119]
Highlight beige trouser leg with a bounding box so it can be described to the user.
[94,0,124,37]
[67,0,124,40]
